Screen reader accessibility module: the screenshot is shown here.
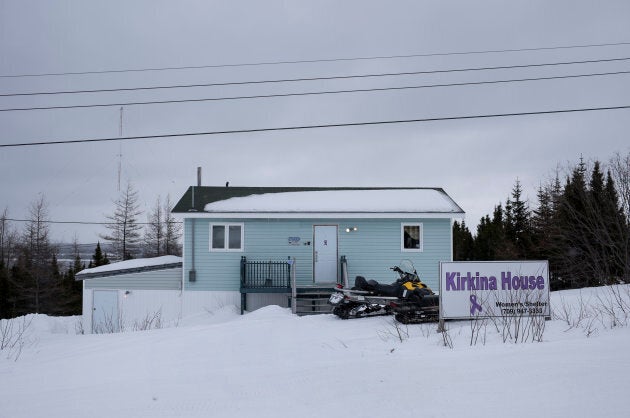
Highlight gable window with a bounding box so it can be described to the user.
[210,223,244,251]
[401,223,423,252]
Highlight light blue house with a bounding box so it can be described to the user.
[172,186,464,314]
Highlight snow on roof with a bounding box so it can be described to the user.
[204,189,463,214]
[76,255,182,278]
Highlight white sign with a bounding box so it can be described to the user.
[439,261,550,320]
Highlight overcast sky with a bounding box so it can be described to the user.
[1,0,629,244]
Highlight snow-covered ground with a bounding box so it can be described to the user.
[1,286,630,418]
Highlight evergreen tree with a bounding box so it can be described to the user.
[532,184,553,254]
[603,170,629,282]
[531,182,565,289]
[585,161,611,285]
[452,220,474,261]
[0,210,15,318]
[0,261,11,319]
[89,242,109,268]
[473,205,511,260]
[9,262,33,317]
[59,254,84,316]
[505,179,532,258]
[45,253,65,315]
[555,159,590,288]
[473,215,494,260]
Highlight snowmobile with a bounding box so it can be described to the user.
[389,292,440,324]
[328,279,394,319]
[329,260,439,323]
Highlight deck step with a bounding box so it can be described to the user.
[293,291,334,316]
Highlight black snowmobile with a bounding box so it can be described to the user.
[329,260,439,323]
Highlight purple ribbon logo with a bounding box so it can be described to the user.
[470,294,482,315]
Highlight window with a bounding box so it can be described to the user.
[210,223,244,251]
[401,223,423,252]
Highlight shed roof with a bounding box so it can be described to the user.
[75,255,182,280]
[172,186,464,217]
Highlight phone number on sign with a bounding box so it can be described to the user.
[500,307,544,315]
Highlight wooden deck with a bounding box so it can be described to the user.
[240,256,342,315]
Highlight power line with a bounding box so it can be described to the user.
[2,40,630,78]
[5,218,182,226]
[1,104,629,148]
[2,70,629,113]
[3,56,630,97]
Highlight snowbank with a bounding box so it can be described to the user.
[1,286,629,418]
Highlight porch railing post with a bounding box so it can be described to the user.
[340,255,348,288]
[240,256,247,315]
[290,257,297,315]
[240,256,247,287]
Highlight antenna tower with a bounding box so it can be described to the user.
[118,107,123,191]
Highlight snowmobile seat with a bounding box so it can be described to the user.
[353,276,372,291]
[367,279,401,297]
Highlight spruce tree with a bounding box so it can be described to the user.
[555,159,590,288]
[505,179,532,258]
[90,242,109,268]
[603,170,628,282]
[0,261,11,319]
[452,220,474,261]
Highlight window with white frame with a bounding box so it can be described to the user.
[401,223,423,252]
[210,223,244,251]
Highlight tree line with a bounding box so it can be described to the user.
[0,183,182,319]
[453,152,630,290]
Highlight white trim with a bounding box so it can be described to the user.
[209,222,244,252]
[449,219,454,262]
[401,222,423,252]
[183,212,462,219]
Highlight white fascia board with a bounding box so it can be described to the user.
[181,211,464,219]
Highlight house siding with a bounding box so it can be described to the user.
[183,218,451,292]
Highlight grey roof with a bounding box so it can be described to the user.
[172,186,464,214]
[75,258,182,280]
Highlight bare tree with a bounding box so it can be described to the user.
[143,196,164,257]
[142,194,182,257]
[101,183,143,260]
[163,194,182,256]
[610,151,630,223]
[15,196,56,313]
[554,160,629,286]
[0,208,18,268]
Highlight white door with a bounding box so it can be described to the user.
[92,290,119,333]
[314,225,338,283]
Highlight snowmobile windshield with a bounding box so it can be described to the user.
[398,259,415,275]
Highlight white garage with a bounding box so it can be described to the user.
[76,256,183,333]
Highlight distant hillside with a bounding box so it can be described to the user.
[55,242,121,267]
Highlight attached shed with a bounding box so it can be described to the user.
[76,256,182,333]
[172,186,465,315]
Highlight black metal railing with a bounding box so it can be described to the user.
[240,256,292,289]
